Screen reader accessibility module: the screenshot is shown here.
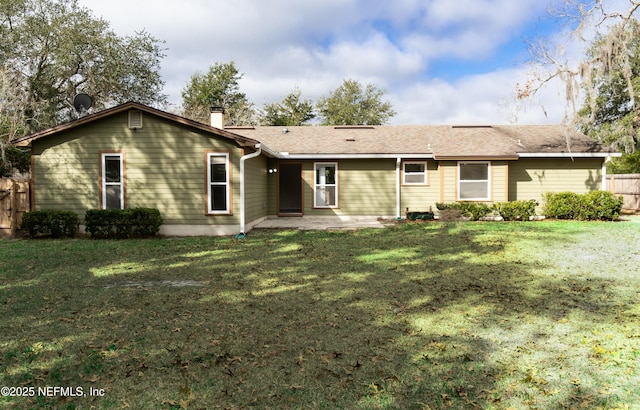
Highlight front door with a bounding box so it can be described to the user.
[278,163,303,215]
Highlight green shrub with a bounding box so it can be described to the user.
[458,202,493,221]
[20,210,79,238]
[543,191,623,221]
[435,202,454,211]
[577,191,623,221]
[85,208,162,238]
[543,192,582,220]
[494,200,537,221]
[436,202,493,221]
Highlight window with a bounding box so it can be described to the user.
[403,161,428,185]
[314,162,338,208]
[207,152,230,214]
[101,153,124,209]
[458,162,490,200]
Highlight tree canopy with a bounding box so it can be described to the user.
[316,79,396,125]
[1,0,166,174]
[577,20,640,154]
[0,0,166,131]
[259,87,315,126]
[519,0,640,158]
[181,61,256,126]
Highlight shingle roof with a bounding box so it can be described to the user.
[230,124,616,158]
[13,101,617,158]
[12,102,259,148]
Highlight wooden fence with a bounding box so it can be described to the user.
[0,178,30,238]
[607,174,640,211]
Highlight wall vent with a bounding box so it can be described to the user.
[128,110,143,129]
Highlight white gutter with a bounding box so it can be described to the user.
[518,152,622,158]
[396,157,402,219]
[238,144,263,236]
[273,153,434,160]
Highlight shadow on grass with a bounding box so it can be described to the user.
[1,222,638,408]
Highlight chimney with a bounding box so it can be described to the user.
[210,106,224,129]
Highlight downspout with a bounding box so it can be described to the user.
[396,157,402,219]
[602,155,612,191]
[236,145,263,239]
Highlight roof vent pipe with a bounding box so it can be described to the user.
[210,107,224,129]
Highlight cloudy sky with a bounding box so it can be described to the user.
[78,0,600,125]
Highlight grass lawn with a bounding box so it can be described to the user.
[1,219,640,409]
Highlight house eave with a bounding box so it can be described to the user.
[517,152,622,158]
[274,153,435,160]
[11,102,259,148]
[434,155,519,161]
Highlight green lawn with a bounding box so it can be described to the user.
[1,219,639,409]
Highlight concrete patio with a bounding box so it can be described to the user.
[253,216,394,231]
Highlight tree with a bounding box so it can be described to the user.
[518,0,640,154]
[0,67,29,176]
[577,20,640,155]
[316,79,396,125]
[181,61,256,126]
[259,87,315,126]
[0,0,167,135]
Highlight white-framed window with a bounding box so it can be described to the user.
[207,152,231,214]
[458,161,490,200]
[101,152,124,210]
[314,162,338,208]
[403,161,428,185]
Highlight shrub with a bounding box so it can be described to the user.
[458,202,493,221]
[577,191,623,221]
[543,192,582,220]
[543,191,623,221]
[435,202,493,221]
[494,200,537,221]
[435,202,454,211]
[20,210,79,238]
[85,208,162,238]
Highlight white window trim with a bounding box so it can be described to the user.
[207,152,231,214]
[101,153,124,210]
[458,161,491,201]
[314,162,338,208]
[402,161,428,185]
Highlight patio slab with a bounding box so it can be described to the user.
[253,216,393,230]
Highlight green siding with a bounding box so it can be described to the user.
[401,160,440,213]
[440,162,458,203]
[271,159,398,216]
[492,161,508,202]
[32,111,247,226]
[508,158,603,204]
[245,155,269,223]
[336,159,396,215]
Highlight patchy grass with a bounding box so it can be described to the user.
[1,220,640,409]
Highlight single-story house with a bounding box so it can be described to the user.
[13,101,620,236]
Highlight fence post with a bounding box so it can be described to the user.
[10,181,17,238]
[610,175,615,193]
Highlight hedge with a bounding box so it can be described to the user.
[20,210,80,238]
[543,191,623,221]
[435,202,493,221]
[85,208,163,238]
[493,200,537,221]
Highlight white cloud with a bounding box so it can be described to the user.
[78,0,574,125]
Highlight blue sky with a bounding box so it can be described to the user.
[78,0,597,125]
